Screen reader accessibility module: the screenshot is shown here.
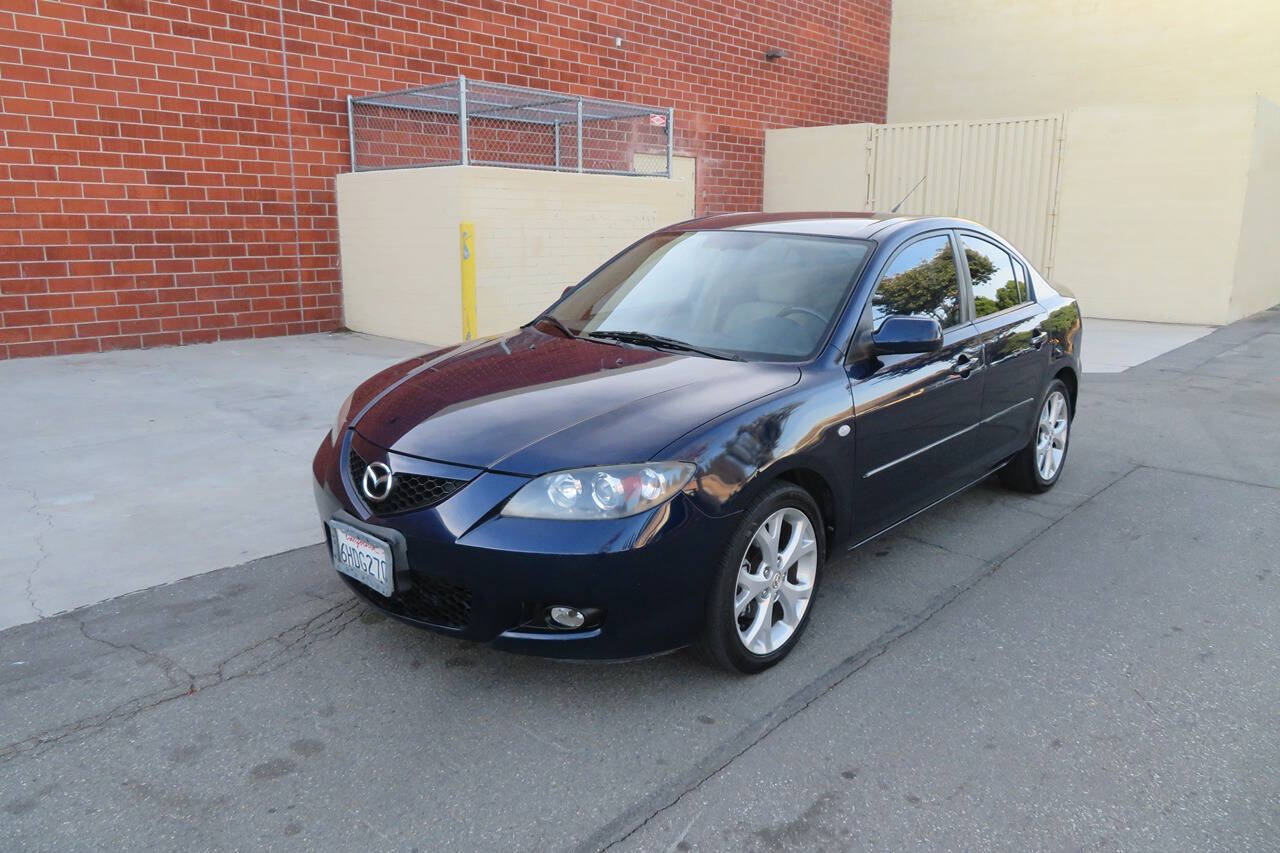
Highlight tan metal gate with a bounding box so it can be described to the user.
[867,114,1065,275]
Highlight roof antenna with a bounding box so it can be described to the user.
[889,175,926,213]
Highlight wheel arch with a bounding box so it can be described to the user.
[1053,363,1078,411]
[768,464,840,553]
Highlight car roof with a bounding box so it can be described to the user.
[661,211,987,242]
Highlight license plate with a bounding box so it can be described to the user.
[328,520,393,597]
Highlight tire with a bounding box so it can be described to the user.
[999,378,1072,494]
[695,483,825,674]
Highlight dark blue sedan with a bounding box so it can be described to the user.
[313,213,1083,673]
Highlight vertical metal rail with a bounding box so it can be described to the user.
[665,107,674,178]
[575,98,583,173]
[458,75,469,166]
[346,95,357,172]
[553,121,560,171]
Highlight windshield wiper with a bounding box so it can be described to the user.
[524,314,578,339]
[586,330,742,361]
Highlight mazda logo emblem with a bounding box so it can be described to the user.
[361,461,393,502]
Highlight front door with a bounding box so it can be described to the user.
[848,232,987,541]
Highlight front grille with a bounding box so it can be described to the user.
[349,574,473,630]
[348,447,468,515]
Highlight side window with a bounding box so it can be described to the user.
[1013,261,1030,302]
[870,235,961,331]
[961,234,1025,318]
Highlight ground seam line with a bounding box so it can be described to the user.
[589,465,1142,852]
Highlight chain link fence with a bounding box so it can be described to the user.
[347,77,673,177]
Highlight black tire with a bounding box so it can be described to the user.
[999,378,1072,494]
[695,482,826,674]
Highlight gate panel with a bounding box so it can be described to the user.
[870,121,963,216]
[869,114,1063,274]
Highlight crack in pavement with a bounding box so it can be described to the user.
[0,598,361,764]
[77,621,197,690]
[585,464,1143,853]
[12,485,52,620]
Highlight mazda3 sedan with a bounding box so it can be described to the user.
[314,213,1082,673]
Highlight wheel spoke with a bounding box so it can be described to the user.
[734,569,767,614]
[753,521,780,569]
[778,522,815,571]
[777,579,811,625]
[740,598,771,652]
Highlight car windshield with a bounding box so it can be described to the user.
[545,230,871,361]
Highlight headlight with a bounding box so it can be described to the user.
[502,462,695,520]
[331,390,354,444]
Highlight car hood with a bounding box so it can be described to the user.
[351,327,802,475]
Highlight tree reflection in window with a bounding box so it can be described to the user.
[870,235,963,330]
[962,234,1025,318]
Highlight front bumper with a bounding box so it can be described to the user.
[313,430,736,660]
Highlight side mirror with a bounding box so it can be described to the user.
[872,316,943,355]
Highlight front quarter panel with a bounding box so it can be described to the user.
[656,361,856,544]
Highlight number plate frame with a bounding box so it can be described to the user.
[328,519,394,597]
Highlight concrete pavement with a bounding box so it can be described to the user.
[1077,318,1214,373]
[1,308,1277,851]
[1,332,422,630]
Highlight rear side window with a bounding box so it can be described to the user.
[869,234,962,331]
[961,234,1026,318]
[1013,261,1030,302]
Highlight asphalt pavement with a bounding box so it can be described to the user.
[2,308,1277,851]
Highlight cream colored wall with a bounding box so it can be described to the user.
[1228,97,1280,320]
[1053,101,1258,324]
[882,1,1280,323]
[337,165,693,345]
[336,168,464,344]
[888,0,1280,122]
[464,166,694,336]
[763,124,872,212]
[761,103,1274,323]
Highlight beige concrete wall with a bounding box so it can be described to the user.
[870,1,1280,324]
[336,168,465,345]
[1229,97,1280,320]
[1053,101,1258,325]
[337,165,693,344]
[763,124,872,212]
[762,103,1274,324]
[888,0,1280,123]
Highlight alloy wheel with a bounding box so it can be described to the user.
[1035,389,1069,481]
[734,507,818,655]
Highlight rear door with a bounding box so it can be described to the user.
[959,232,1050,469]
[849,231,986,540]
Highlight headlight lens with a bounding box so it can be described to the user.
[502,462,695,520]
[331,390,354,444]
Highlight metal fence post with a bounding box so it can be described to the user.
[553,121,560,171]
[347,95,356,172]
[576,98,583,173]
[458,75,469,166]
[666,107,674,178]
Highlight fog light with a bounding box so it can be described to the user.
[548,606,586,629]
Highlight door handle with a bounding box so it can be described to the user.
[1031,331,1048,350]
[951,352,976,378]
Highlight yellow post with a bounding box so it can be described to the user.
[459,222,477,341]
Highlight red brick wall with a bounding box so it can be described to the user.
[0,0,889,359]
